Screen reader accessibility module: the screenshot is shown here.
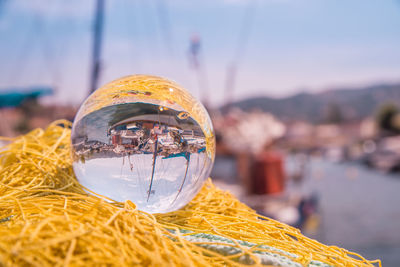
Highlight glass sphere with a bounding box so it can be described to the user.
[71,75,215,213]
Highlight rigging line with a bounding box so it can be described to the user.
[120,152,125,179]
[193,153,207,186]
[159,122,172,181]
[56,2,82,87]
[133,153,145,197]
[154,0,174,56]
[121,0,142,71]
[233,0,256,65]
[131,153,140,196]
[194,150,201,176]
[45,0,72,88]
[156,108,169,179]
[159,156,170,181]
[224,0,257,106]
[188,34,210,106]
[198,65,210,106]
[172,153,190,204]
[159,142,172,181]
[128,153,133,171]
[142,0,162,61]
[147,135,158,202]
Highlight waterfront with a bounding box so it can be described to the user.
[289,158,400,266]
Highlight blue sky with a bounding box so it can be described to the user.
[0,0,400,106]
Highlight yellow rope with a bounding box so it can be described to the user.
[0,121,381,266]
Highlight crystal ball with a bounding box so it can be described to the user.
[71,75,215,213]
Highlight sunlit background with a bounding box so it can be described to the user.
[1,0,400,266]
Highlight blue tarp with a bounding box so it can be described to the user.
[0,87,53,108]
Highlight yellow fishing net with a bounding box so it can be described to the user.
[0,121,381,266]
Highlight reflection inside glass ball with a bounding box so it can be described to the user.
[71,75,214,213]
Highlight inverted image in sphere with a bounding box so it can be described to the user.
[71,75,215,213]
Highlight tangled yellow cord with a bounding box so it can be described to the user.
[0,121,381,266]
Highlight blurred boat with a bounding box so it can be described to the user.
[362,136,400,173]
[0,87,53,108]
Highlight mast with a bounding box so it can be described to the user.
[88,0,105,95]
[147,136,158,202]
[173,152,190,203]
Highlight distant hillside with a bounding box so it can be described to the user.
[221,83,400,123]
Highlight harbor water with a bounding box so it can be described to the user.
[292,157,400,266]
